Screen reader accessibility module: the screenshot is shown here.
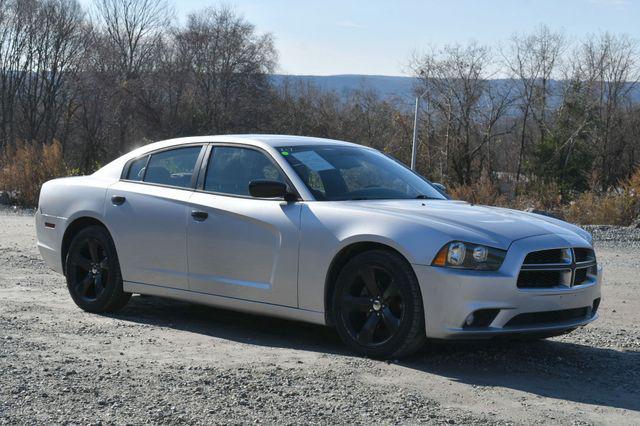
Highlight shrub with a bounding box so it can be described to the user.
[562,190,638,226]
[511,181,564,214]
[560,168,640,225]
[448,173,508,206]
[0,140,70,207]
[447,170,640,225]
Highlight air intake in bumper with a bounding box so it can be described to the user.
[504,305,594,328]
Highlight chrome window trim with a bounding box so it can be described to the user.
[119,143,206,191]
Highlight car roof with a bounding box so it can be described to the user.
[92,134,365,180]
[149,134,361,149]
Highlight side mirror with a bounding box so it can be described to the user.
[248,180,297,201]
[432,182,448,196]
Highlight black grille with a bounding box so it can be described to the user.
[523,249,564,264]
[517,270,564,288]
[574,248,595,263]
[518,247,597,289]
[574,268,588,285]
[505,306,591,327]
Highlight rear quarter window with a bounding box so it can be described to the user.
[126,156,148,181]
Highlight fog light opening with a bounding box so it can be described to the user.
[462,309,501,329]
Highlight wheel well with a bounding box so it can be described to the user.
[61,217,107,274]
[324,242,410,326]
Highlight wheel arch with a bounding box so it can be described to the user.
[61,216,110,274]
[324,240,416,326]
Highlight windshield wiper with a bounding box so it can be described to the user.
[415,194,439,200]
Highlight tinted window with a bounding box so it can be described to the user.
[127,156,148,181]
[143,146,201,188]
[205,147,284,196]
[277,145,446,201]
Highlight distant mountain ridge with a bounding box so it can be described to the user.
[270,74,419,103]
[270,74,640,108]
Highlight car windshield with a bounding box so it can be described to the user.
[276,145,446,201]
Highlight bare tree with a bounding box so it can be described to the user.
[91,0,170,154]
[411,42,513,184]
[573,32,639,188]
[93,0,168,79]
[172,6,276,134]
[502,25,566,186]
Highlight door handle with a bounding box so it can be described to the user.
[191,210,208,221]
[111,195,126,206]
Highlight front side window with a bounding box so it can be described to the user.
[143,146,202,188]
[276,145,446,201]
[205,147,285,196]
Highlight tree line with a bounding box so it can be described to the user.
[0,0,639,202]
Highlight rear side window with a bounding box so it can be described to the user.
[205,147,284,196]
[126,156,148,181]
[142,146,202,188]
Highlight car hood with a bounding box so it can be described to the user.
[336,199,590,249]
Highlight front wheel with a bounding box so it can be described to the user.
[65,225,131,313]
[333,250,426,359]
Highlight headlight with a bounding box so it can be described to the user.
[432,241,506,271]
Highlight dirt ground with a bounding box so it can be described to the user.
[1,211,639,425]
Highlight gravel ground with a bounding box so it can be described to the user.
[1,213,639,425]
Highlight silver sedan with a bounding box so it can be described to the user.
[35,135,602,358]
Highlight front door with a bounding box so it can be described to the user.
[186,146,300,307]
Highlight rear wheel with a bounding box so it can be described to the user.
[65,225,130,313]
[333,250,426,359]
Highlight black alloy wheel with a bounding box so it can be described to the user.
[68,237,109,302]
[333,250,426,358]
[340,264,403,347]
[65,225,131,313]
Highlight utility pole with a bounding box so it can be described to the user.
[411,97,419,171]
[411,90,428,171]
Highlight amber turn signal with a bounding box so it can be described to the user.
[432,246,448,266]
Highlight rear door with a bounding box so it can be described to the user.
[186,145,301,307]
[105,145,205,290]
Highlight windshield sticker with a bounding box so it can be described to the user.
[291,151,334,171]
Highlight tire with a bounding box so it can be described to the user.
[65,225,131,313]
[332,250,427,359]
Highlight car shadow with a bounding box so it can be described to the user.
[402,339,640,412]
[112,294,640,413]
[112,294,347,355]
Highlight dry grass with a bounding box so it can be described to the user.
[448,173,508,206]
[562,169,640,225]
[448,169,640,226]
[563,191,637,226]
[0,140,639,226]
[0,140,69,207]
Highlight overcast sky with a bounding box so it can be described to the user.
[81,0,640,76]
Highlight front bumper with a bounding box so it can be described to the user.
[413,233,602,339]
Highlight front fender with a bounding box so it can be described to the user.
[296,202,455,313]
